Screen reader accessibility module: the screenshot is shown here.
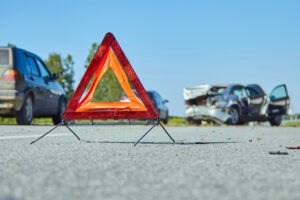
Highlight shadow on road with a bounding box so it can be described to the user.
[79,139,239,145]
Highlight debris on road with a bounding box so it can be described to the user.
[269,151,289,155]
[195,142,210,144]
[286,146,300,150]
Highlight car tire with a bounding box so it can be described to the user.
[16,95,33,125]
[162,111,169,124]
[228,107,240,125]
[52,98,66,125]
[185,119,201,125]
[269,115,282,126]
[194,120,202,125]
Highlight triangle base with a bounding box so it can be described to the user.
[63,110,157,120]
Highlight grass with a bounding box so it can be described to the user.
[1,116,300,127]
[0,117,16,125]
[168,116,186,126]
[0,117,53,125]
[0,116,187,126]
[282,121,300,127]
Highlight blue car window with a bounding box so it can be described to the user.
[270,85,287,100]
[36,59,51,78]
[246,88,260,97]
[233,88,243,99]
[26,56,40,76]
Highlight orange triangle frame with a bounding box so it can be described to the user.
[62,32,159,120]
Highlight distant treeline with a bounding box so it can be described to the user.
[45,42,124,102]
[283,114,300,120]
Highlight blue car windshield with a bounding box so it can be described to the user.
[209,87,226,95]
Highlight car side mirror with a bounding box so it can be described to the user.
[270,95,275,101]
[44,73,59,82]
[51,73,59,80]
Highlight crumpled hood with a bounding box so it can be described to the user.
[183,84,211,100]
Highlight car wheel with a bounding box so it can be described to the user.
[16,95,33,125]
[269,115,282,126]
[52,98,66,125]
[162,111,169,124]
[229,107,240,125]
[194,120,202,125]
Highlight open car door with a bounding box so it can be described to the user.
[246,85,267,116]
[269,84,290,115]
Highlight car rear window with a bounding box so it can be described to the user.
[0,49,10,65]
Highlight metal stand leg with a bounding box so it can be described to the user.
[31,119,173,146]
[65,124,81,141]
[134,119,175,146]
[158,121,175,143]
[30,121,81,145]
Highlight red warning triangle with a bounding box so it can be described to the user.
[63,32,159,120]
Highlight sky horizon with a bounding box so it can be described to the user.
[2,0,299,116]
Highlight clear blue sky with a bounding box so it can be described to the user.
[2,0,299,116]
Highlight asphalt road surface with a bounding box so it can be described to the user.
[0,124,299,200]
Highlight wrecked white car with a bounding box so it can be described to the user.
[183,84,290,126]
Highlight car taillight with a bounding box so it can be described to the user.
[1,69,17,81]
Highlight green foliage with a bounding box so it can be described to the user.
[92,68,123,102]
[63,55,75,100]
[85,43,124,102]
[84,43,98,69]
[45,53,64,82]
[45,53,75,101]
[7,43,16,47]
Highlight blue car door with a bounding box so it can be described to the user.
[269,84,290,115]
[35,59,59,114]
[25,54,49,115]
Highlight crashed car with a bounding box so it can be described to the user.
[183,84,290,126]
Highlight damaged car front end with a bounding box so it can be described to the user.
[184,84,234,124]
[184,84,290,126]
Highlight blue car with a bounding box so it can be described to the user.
[120,90,169,124]
[0,46,66,125]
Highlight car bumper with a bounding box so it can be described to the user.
[0,90,24,114]
[185,105,231,123]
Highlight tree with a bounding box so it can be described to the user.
[45,53,75,101]
[45,53,64,84]
[84,43,98,69]
[7,43,16,47]
[84,43,124,102]
[63,55,75,100]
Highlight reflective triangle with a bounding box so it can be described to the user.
[63,32,158,120]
